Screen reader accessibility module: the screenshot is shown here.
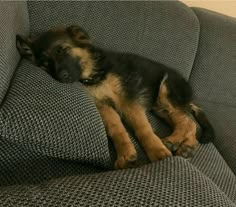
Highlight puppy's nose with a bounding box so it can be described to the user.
[59,70,69,79]
[58,70,71,82]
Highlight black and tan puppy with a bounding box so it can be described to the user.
[16,25,214,169]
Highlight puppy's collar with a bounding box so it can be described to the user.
[79,78,95,85]
[79,71,106,85]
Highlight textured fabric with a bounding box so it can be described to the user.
[190,8,236,106]
[193,100,236,175]
[27,1,199,79]
[189,8,236,173]
[0,1,235,206]
[1,137,235,203]
[0,138,103,186]
[0,1,203,170]
[190,143,236,202]
[0,60,205,169]
[0,158,235,207]
[0,1,29,104]
[0,61,112,169]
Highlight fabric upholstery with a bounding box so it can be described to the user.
[0,138,103,186]
[0,157,235,207]
[0,1,203,169]
[190,8,236,106]
[27,1,200,79]
[0,138,235,204]
[0,1,29,104]
[193,100,236,174]
[0,1,235,206]
[0,60,201,169]
[189,8,236,173]
[0,61,112,169]
[190,143,236,202]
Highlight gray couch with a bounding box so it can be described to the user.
[0,1,235,206]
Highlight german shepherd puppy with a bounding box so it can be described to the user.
[16,25,214,169]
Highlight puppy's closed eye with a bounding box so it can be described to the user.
[38,53,50,65]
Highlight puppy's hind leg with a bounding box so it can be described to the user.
[153,74,199,158]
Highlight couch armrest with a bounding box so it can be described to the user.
[0,1,29,104]
[189,8,236,173]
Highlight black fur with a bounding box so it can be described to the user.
[97,50,192,109]
[59,46,215,144]
[16,27,215,144]
[191,106,215,143]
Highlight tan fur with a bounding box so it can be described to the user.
[122,103,172,161]
[152,79,174,125]
[87,73,172,163]
[154,81,198,151]
[190,103,202,114]
[158,81,175,113]
[22,25,200,168]
[74,33,92,44]
[70,48,96,79]
[97,104,137,169]
[87,74,124,112]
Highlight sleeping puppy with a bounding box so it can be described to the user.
[16,25,214,169]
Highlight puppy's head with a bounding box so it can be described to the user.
[16,25,103,83]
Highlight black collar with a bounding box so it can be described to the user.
[79,71,106,85]
[79,78,96,85]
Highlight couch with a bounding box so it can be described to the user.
[0,1,235,206]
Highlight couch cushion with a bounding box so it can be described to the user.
[190,143,236,202]
[0,1,204,170]
[0,1,29,104]
[0,60,206,170]
[0,157,235,206]
[1,132,235,203]
[0,61,112,169]
[0,138,103,186]
[27,1,199,79]
[190,8,236,106]
[189,8,236,173]
[192,100,236,175]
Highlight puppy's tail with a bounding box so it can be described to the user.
[190,103,215,144]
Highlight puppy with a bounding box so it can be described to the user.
[16,25,214,169]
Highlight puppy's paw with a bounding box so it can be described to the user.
[147,146,172,162]
[163,135,199,158]
[162,135,182,152]
[163,140,180,152]
[114,146,137,170]
[176,142,199,158]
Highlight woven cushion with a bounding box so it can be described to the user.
[27,1,199,79]
[0,60,202,169]
[0,1,29,104]
[190,8,236,106]
[189,8,236,173]
[0,138,103,186]
[0,1,203,169]
[1,138,235,203]
[190,143,236,202]
[0,61,112,169]
[0,157,235,206]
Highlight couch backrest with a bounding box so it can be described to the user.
[27,1,200,80]
[0,1,29,104]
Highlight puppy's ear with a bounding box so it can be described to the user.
[16,35,34,61]
[66,25,92,44]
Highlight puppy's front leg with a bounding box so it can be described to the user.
[97,104,137,169]
[123,103,172,162]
